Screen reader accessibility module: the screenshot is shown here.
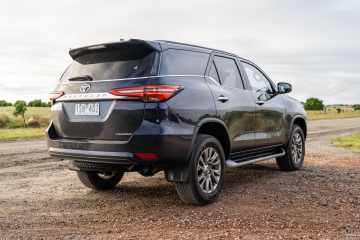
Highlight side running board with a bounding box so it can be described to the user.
[226,148,285,168]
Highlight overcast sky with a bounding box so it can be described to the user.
[1,0,359,105]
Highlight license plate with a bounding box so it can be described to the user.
[75,103,100,116]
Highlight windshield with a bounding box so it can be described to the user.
[60,48,155,82]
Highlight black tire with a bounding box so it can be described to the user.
[175,134,226,205]
[77,170,124,190]
[276,124,305,171]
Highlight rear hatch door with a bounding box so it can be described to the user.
[51,41,158,141]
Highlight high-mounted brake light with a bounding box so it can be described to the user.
[49,91,64,104]
[109,85,182,102]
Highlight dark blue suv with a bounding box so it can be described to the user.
[47,39,307,205]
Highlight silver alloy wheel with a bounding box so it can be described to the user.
[197,147,221,193]
[291,133,303,164]
[98,172,116,179]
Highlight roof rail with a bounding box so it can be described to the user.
[155,40,238,57]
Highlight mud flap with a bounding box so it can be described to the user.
[164,163,191,183]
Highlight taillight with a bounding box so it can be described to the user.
[109,85,182,102]
[49,91,64,104]
[135,153,157,159]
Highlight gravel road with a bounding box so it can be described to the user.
[0,118,359,239]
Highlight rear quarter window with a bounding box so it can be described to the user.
[159,49,209,76]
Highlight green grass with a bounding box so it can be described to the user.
[0,127,47,141]
[329,132,360,153]
[306,109,360,120]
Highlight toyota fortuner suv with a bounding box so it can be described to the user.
[47,39,307,205]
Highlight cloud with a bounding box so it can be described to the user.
[0,0,359,104]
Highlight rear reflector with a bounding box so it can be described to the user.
[135,153,157,159]
[109,85,182,102]
[49,91,64,104]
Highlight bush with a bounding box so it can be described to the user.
[31,114,51,127]
[27,119,41,128]
[0,114,11,128]
[336,108,341,113]
[6,119,24,129]
[354,105,360,111]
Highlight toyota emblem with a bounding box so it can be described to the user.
[80,84,91,93]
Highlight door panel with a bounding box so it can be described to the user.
[207,56,256,152]
[252,92,286,147]
[206,79,256,151]
[241,62,286,147]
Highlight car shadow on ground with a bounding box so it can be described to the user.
[81,160,289,205]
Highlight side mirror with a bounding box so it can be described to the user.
[277,82,292,94]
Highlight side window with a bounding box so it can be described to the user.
[213,56,244,89]
[209,62,220,83]
[242,62,274,94]
[160,49,209,76]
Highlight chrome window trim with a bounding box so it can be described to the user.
[150,75,205,78]
[205,76,220,86]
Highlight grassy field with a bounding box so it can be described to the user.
[0,106,50,119]
[329,132,360,153]
[0,107,50,140]
[1,106,360,140]
[0,128,47,141]
[306,109,360,120]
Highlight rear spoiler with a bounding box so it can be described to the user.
[69,39,161,60]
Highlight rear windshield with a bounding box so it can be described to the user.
[159,49,209,76]
[60,48,155,82]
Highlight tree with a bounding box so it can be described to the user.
[13,101,27,127]
[14,100,27,107]
[28,99,51,107]
[353,104,360,111]
[0,100,12,106]
[28,99,42,107]
[303,98,324,111]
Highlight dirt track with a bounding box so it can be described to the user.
[1,118,360,239]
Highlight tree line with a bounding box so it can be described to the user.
[0,100,51,107]
[304,98,360,111]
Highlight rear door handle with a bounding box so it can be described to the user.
[217,96,229,103]
[256,100,265,105]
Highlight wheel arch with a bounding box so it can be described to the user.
[289,115,307,141]
[195,119,231,160]
[165,118,231,183]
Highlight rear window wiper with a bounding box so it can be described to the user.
[68,75,93,81]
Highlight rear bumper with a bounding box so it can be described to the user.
[46,122,194,166]
[49,147,136,164]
